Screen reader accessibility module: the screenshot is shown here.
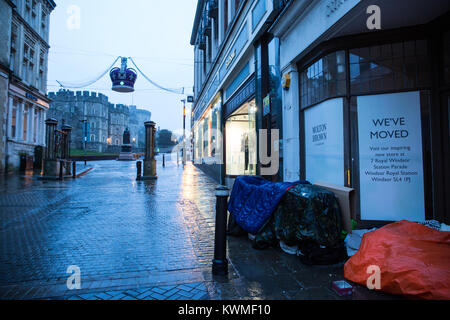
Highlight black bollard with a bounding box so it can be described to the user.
[163,153,165,167]
[59,160,64,180]
[136,161,142,180]
[212,185,230,275]
[72,161,76,179]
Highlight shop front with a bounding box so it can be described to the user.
[296,18,450,223]
[6,83,48,172]
[192,94,222,182]
[223,74,257,186]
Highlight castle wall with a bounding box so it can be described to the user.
[48,90,151,154]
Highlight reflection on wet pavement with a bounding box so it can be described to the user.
[0,157,366,300]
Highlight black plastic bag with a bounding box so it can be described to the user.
[227,212,247,237]
[252,216,278,250]
[297,240,348,265]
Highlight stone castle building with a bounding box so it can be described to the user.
[47,90,151,153]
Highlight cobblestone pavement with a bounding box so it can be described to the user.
[0,155,391,300]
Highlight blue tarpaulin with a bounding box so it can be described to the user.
[227,176,309,234]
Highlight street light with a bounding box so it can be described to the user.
[181,99,186,166]
[79,119,88,165]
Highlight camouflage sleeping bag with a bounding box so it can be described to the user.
[253,184,346,264]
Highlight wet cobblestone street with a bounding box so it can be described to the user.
[0,157,364,300]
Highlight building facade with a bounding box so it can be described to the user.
[47,90,151,153]
[191,0,450,224]
[1,0,56,173]
[190,0,288,184]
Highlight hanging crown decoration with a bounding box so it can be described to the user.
[110,57,137,93]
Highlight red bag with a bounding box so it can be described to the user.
[344,220,450,300]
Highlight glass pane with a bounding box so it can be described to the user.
[350,40,430,94]
[225,99,256,175]
[300,50,347,108]
[11,101,17,139]
[23,105,29,141]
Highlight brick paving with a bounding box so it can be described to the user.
[0,156,394,300]
[63,282,208,300]
[0,158,217,300]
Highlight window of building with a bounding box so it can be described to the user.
[193,96,222,164]
[23,40,36,85]
[300,51,346,109]
[298,37,435,221]
[225,99,257,175]
[224,0,228,35]
[31,0,38,29]
[10,24,18,73]
[41,10,47,36]
[33,108,38,143]
[39,50,46,91]
[11,99,18,139]
[25,0,31,22]
[350,40,430,94]
[23,104,30,141]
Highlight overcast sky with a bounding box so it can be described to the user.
[47,0,197,134]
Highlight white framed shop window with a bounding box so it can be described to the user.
[357,91,425,221]
[304,98,344,186]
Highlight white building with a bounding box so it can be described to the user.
[192,0,450,224]
[1,0,56,173]
[269,0,449,223]
[191,0,288,183]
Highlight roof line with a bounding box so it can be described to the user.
[190,0,206,45]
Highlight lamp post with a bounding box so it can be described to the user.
[79,119,87,165]
[181,99,186,166]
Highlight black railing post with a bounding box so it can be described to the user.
[72,161,76,179]
[212,185,230,276]
[136,160,142,180]
[59,160,63,180]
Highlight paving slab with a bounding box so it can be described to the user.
[0,158,398,300]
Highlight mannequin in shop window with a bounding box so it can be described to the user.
[211,137,216,158]
[241,133,249,174]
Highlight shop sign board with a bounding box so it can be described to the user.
[357,91,425,221]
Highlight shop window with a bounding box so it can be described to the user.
[11,99,18,139]
[23,104,30,141]
[193,97,222,164]
[355,91,426,221]
[225,99,257,176]
[33,108,38,143]
[300,51,346,109]
[304,98,344,186]
[350,40,430,94]
[202,113,209,157]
